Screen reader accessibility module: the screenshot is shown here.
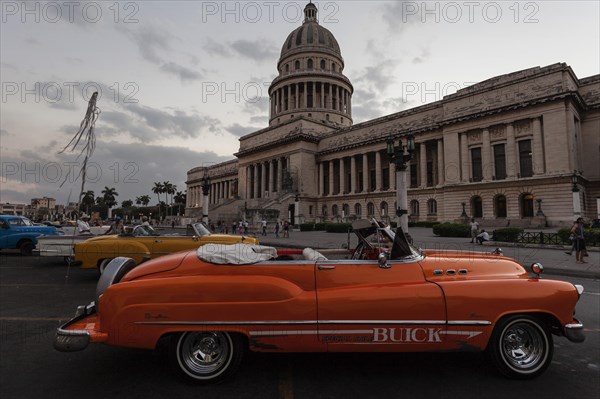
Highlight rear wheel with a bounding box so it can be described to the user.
[487,315,553,379]
[169,331,244,384]
[19,241,34,256]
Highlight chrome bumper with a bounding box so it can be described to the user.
[53,302,95,352]
[564,320,585,343]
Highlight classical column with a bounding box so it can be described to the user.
[389,162,395,190]
[312,81,316,108]
[319,162,324,196]
[329,160,335,196]
[506,123,516,178]
[320,82,325,108]
[295,83,299,109]
[268,160,274,193]
[277,158,283,192]
[339,157,346,194]
[460,133,469,182]
[328,83,333,109]
[482,128,492,181]
[532,117,544,175]
[419,143,427,187]
[261,162,267,197]
[350,155,357,193]
[254,164,260,198]
[437,139,445,185]
[375,151,382,191]
[362,153,369,192]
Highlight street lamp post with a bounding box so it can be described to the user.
[201,172,211,225]
[386,133,415,233]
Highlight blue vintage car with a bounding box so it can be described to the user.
[0,215,62,255]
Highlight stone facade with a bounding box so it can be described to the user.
[187,4,600,228]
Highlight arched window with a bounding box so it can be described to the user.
[332,204,338,216]
[332,63,336,72]
[471,196,483,218]
[410,200,419,216]
[494,195,507,218]
[380,202,388,217]
[367,202,375,216]
[521,193,534,218]
[295,60,300,70]
[307,59,313,69]
[427,199,437,215]
[355,203,362,216]
[342,203,349,217]
[322,205,328,216]
[285,64,289,73]
[320,59,325,69]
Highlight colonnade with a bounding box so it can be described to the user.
[187,178,238,208]
[270,81,351,118]
[246,157,289,199]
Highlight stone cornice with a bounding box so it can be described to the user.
[235,132,320,157]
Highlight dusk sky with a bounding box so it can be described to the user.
[1,1,598,206]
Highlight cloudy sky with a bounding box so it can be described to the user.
[1,0,598,206]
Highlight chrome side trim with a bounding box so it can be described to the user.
[135,319,490,326]
[448,320,492,326]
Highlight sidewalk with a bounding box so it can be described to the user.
[257,227,600,280]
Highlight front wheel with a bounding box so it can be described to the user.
[19,241,34,256]
[487,315,553,379]
[169,331,244,384]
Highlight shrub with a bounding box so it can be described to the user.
[432,223,470,237]
[557,227,572,243]
[585,228,600,246]
[300,223,314,232]
[493,228,524,242]
[314,223,327,231]
[325,223,352,233]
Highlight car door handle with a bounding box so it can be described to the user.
[154,240,162,243]
[318,265,336,270]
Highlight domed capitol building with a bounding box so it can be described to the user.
[186,2,600,228]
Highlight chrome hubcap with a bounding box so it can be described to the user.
[501,322,545,370]
[179,332,231,377]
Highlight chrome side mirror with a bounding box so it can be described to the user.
[378,252,391,269]
[531,262,544,278]
[192,235,199,242]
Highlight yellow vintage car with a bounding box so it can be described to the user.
[72,223,258,273]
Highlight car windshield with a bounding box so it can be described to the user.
[191,222,212,237]
[351,219,420,260]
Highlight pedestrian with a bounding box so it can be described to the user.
[283,220,289,238]
[238,221,244,235]
[571,217,588,264]
[104,216,124,235]
[261,219,267,236]
[476,229,490,245]
[244,220,249,235]
[77,214,92,235]
[171,220,176,229]
[274,220,280,238]
[469,218,479,243]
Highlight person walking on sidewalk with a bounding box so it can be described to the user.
[570,218,588,264]
[469,218,479,243]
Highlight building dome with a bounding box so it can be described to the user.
[279,21,341,61]
[269,2,353,128]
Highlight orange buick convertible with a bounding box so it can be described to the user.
[55,219,585,383]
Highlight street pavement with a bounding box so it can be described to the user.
[255,227,600,279]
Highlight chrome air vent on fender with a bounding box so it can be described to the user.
[95,257,138,311]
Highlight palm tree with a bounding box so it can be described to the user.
[101,187,119,209]
[152,182,163,205]
[140,195,151,206]
[162,181,173,204]
[81,190,95,214]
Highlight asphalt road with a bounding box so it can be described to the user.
[0,254,598,399]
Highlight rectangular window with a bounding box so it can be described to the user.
[382,168,390,190]
[410,160,418,188]
[493,144,507,180]
[370,170,376,192]
[471,147,482,182]
[426,161,434,187]
[519,140,533,177]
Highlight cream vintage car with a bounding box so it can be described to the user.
[72,223,258,272]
